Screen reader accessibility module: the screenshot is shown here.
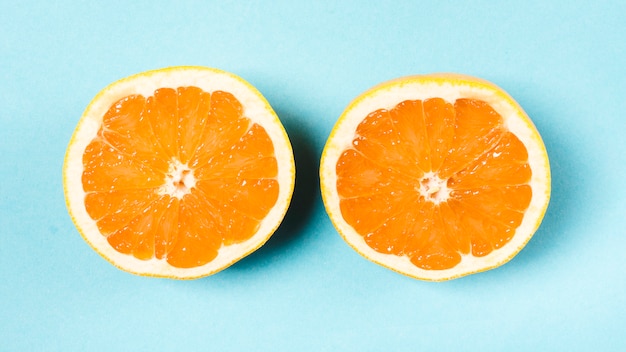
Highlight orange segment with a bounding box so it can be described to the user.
[407,203,463,270]
[438,99,505,179]
[176,86,212,164]
[389,100,432,172]
[166,192,221,268]
[336,148,415,198]
[336,148,419,237]
[189,91,252,169]
[362,198,430,257]
[424,98,455,172]
[352,107,426,177]
[146,88,180,159]
[99,95,170,173]
[106,195,171,260]
[437,201,471,255]
[153,197,180,260]
[447,197,515,257]
[193,185,266,245]
[448,131,531,189]
[196,178,278,221]
[340,190,419,241]
[85,189,161,235]
[82,138,164,192]
[64,66,295,279]
[194,123,278,181]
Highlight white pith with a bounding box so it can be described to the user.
[159,159,196,199]
[320,75,551,281]
[64,67,295,279]
[418,172,450,204]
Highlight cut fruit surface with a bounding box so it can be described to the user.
[64,66,295,279]
[320,74,550,281]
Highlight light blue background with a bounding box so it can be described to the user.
[2,1,625,351]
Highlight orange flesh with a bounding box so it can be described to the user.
[82,87,279,268]
[336,98,532,270]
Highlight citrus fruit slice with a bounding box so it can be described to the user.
[64,66,295,279]
[320,74,551,281]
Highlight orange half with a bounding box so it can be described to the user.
[64,66,295,279]
[320,74,550,281]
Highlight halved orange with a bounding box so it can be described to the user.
[64,66,295,279]
[320,74,551,281]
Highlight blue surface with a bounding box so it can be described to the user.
[2,1,625,351]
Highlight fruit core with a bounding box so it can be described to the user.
[161,160,196,198]
[418,172,450,204]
